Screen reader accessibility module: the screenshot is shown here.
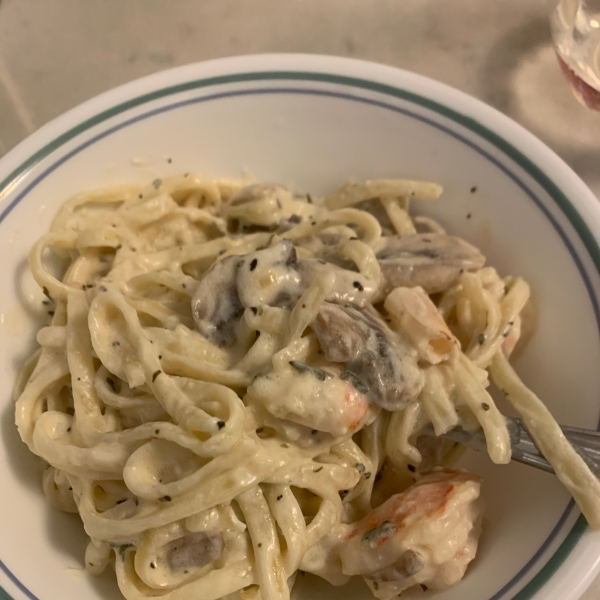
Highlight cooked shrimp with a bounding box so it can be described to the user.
[248,360,375,437]
[340,469,482,599]
[384,286,460,364]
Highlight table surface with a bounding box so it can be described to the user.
[0,0,598,598]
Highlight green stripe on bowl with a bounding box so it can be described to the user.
[0,586,13,600]
[512,515,588,599]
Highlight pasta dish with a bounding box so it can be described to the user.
[14,175,600,600]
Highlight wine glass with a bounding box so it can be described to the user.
[551,0,600,110]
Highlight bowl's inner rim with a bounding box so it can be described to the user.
[0,70,598,600]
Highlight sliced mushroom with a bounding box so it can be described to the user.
[375,233,485,296]
[167,531,224,572]
[192,241,303,346]
[236,240,302,308]
[311,303,423,410]
[191,256,243,346]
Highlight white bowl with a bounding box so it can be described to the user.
[1,54,599,600]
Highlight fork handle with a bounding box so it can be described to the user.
[509,418,600,477]
[420,418,600,477]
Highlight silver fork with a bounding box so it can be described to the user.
[419,417,600,477]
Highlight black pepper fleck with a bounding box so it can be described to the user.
[470,186,478,193]
[277,495,283,501]
[217,420,226,430]
[250,258,258,271]
[481,402,490,411]
[375,462,387,483]
[159,496,171,502]
[478,333,485,345]
[353,281,364,292]
[314,466,323,473]
[407,464,416,472]
[152,370,162,382]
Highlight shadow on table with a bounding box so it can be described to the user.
[478,14,600,197]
